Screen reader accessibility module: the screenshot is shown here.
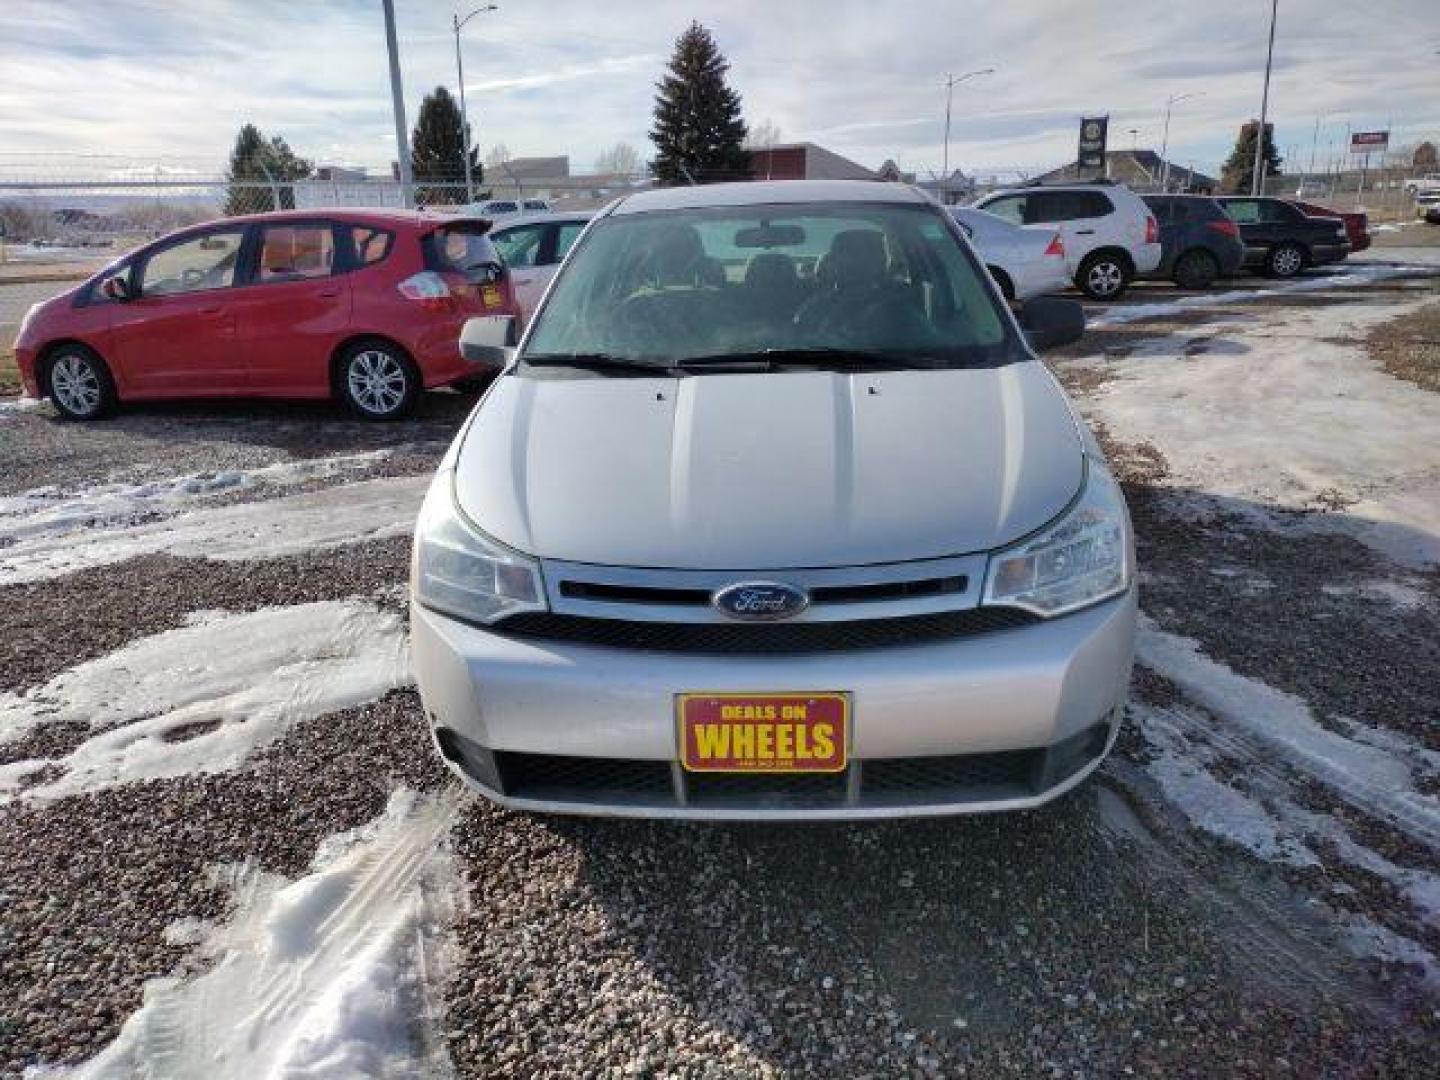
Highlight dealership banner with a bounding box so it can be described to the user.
[1350,130,1390,153]
[1078,117,1108,170]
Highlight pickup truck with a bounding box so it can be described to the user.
[1213,196,1350,277]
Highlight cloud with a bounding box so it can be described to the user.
[0,0,1437,179]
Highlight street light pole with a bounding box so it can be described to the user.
[942,67,994,204]
[453,5,498,205]
[1159,91,1202,192]
[381,0,414,208]
[1252,0,1279,196]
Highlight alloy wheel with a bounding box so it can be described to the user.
[347,349,408,415]
[1273,247,1303,276]
[1087,261,1124,296]
[51,353,102,416]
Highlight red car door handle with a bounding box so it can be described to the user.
[317,289,340,298]
[198,305,223,314]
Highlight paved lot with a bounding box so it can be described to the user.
[1,262,1438,1077]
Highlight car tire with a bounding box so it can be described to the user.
[1172,249,1219,290]
[1266,242,1306,278]
[1076,252,1131,300]
[338,340,419,421]
[45,344,116,421]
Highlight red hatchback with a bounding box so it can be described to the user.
[13,209,514,420]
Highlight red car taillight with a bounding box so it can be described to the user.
[1144,214,1159,244]
[1044,232,1065,257]
[396,271,453,312]
[1206,218,1240,238]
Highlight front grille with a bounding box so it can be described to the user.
[492,607,1039,654]
[863,749,1036,798]
[470,724,1110,812]
[556,575,968,608]
[686,769,849,808]
[494,751,672,801]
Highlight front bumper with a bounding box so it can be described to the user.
[412,589,1137,820]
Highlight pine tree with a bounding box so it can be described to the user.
[1220,120,1283,193]
[649,23,748,185]
[411,86,480,205]
[223,124,313,215]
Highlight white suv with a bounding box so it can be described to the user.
[973,182,1161,299]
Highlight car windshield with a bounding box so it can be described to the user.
[523,202,1015,370]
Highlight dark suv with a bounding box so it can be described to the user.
[1213,196,1350,278]
[1141,195,1246,289]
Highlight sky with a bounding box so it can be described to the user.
[1,0,1437,180]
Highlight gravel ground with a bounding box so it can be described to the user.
[440,786,1435,1078]
[2,276,1439,1077]
[0,689,447,1074]
[0,391,476,497]
[1368,299,1440,393]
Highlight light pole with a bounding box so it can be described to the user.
[453,4,498,205]
[942,67,994,204]
[381,0,414,208]
[1252,0,1279,196]
[1159,91,1202,192]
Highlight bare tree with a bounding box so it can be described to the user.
[483,143,512,168]
[594,142,641,176]
[745,119,782,150]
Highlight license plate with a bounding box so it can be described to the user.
[677,693,848,773]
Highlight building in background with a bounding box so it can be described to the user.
[745,142,877,182]
[1033,150,1216,193]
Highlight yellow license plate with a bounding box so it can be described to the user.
[677,693,848,773]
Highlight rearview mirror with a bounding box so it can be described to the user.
[1019,297,1084,352]
[734,224,806,248]
[100,276,131,302]
[460,315,517,368]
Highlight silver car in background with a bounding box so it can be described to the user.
[411,180,1136,820]
[950,206,1071,302]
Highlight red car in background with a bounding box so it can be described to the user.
[1291,200,1371,254]
[13,209,514,421]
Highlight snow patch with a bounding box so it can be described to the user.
[0,600,409,800]
[0,473,429,585]
[0,396,46,417]
[59,789,463,1080]
[1138,704,1319,867]
[1088,264,1429,327]
[1085,293,1440,567]
[0,449,394,545]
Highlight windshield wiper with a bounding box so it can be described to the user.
[677,348,938,371]
[524,353,673,375]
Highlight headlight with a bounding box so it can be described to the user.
[982,462,1131,616]
[412,473,546,625]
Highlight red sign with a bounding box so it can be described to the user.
[678,693,848,773]
[1350,131,1389,152]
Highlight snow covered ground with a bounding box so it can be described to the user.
[0,473,429,585]
[0,600,410,800]
[1083,286,1440,566]
[61,789,463,1080]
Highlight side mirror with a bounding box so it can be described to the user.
[460,315,517,368]
[101,276,131,302]
[1019,296,1084,352]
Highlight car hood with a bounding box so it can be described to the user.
[453,362,1085,570]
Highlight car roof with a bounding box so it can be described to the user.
[491,211,593,229]
[610,179,931,215]
[216,208,443,228]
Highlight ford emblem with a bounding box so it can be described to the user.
[712,581,809,621]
